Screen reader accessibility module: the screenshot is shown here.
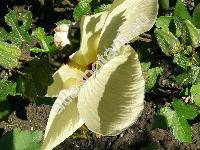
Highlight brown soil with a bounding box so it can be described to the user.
[0,99,199,150]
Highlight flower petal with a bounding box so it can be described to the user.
[70,12,108,67]
[77,45,145,136]
[98,0,158,52]
[42,88,84,150]
[54,24,71,48]
[47,65,83,97]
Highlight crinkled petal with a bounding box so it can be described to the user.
[98,0,158,52]
[47,65,83,97]
[42,88,84,150]
[77,45,145,136]
[70,12,108,67]
[54,24,71,48]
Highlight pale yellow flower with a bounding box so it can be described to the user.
[42,0,158,149]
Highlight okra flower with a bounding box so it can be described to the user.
[42,0,158,149]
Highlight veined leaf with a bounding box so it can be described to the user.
[30,27,56,53]
[146,67,163,92]
[174,66,200,85]
[19,10,32,31]
[0,28,9,42]
[160,107,192,143]
[141,62,163,92]
[174,17,191,46]
[185,20,200,48]
[191,82,200,107]
[174,0,191,21]
[141,62,151,72]
[0,79,16,120]
[174,17,200,48]
[173,99,198,120]
[5,10,33,47]
[0,79,16,100]
[73,0,92,21]
[0,42,21,69]
[173,53,191,69]
[155,29,181,56]
[155,16,173,32]
[0,128,42,150]
[160,100,198,143]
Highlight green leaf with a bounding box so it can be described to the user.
[20,10,32,31]
[0,42,21,69]
[146,67,163,92]
[173,53,191,69]
[191,82,200,107]
[0,79,16,100]
[94,4,111,13]
[73,0,92,21]
[56,19,71,26]
[0,28,9,42]
[174,0,191,21]
[155,16,173,32]
[160,107,192,143]
[173,99,198,120]
[174,72,191,85]
[191,52,200,67]
[174,66,200,85]
[185,20,200,48]
[158,0,169,10]
[16,59,53,100]
[142,62,163,92]
[155,29,181,56]
[174,17,191,46]
[141,62,151,72]
[192,3,200,29]
[160,100,198,143]
[0,128,42,150]
[0,79,16,120]
[4,10,33,47]
[174,17,200,48]
[30,27,56,53]
[30,47,49,53]
[192,66,200,83]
